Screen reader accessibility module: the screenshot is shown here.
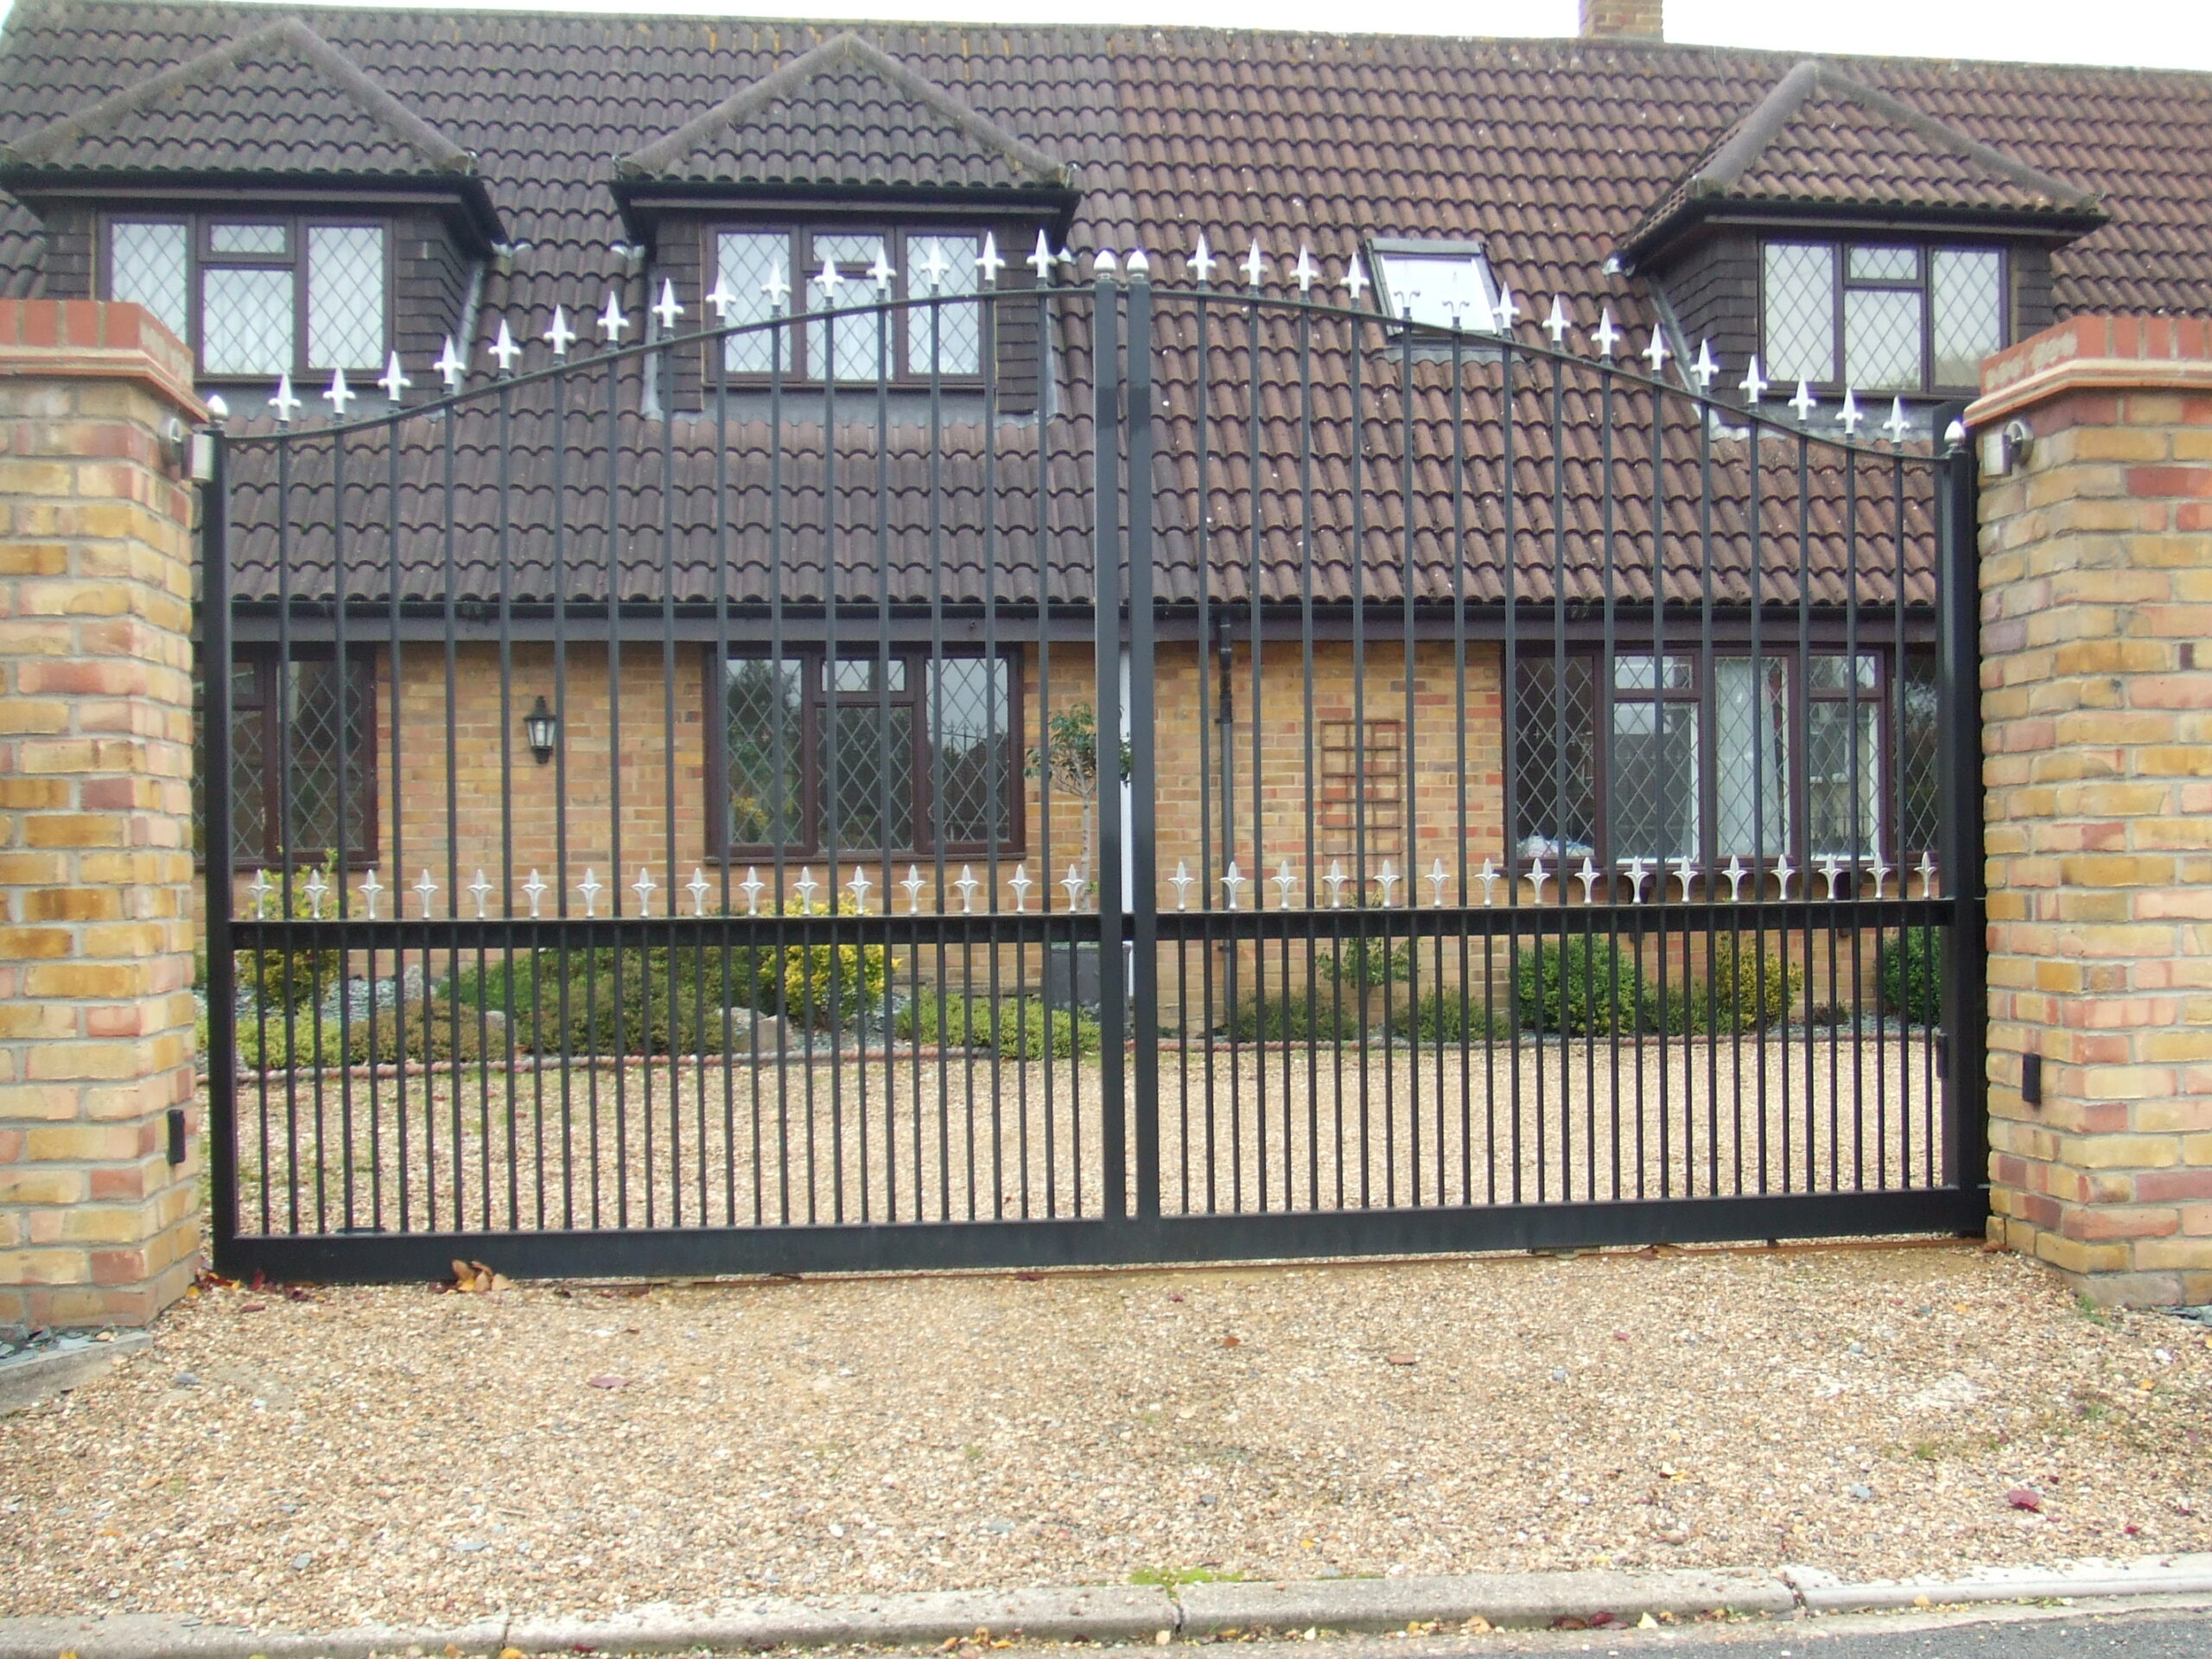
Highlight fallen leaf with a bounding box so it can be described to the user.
[1384,1353,1417,1366]
[238,1303,266,1314]
[2007,1487,2044,1511]
[1014,1270,1043,1282]
[1221,1335,1241,1348]
[587,1374,629,1389]
[501,1649,527,1659]
[1637,1614,1658,1630]
[1460,1618,1491,1635]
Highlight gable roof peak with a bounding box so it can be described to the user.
[2,13,475,179]
[1618,54,2104,266]
[617,29,1070,191]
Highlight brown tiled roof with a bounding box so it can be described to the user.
[1,3,2208,611]
[0,15,473,181]
[1618,59,2104,264]
[618,31,1070,193]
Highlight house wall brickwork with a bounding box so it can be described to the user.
[0,300,204,1332]
[1970,314,2212,1306]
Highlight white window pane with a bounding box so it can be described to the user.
[717,232,792,376]
[110,221,188,342]
[1807,699,1880,861]
[804,232,886,384]
[1372,250,1499,333]
[307,226,385,370]
[906,232,981,376]
[211,222,286,256]
[1713,658,1791,860]
[1847,245,1918,282]
[1845,287,1923,390]
[1932,249,2003,388]
[202,266,295,377]
[1762,243,1834,384]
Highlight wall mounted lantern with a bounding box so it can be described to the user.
[524,696,558,766]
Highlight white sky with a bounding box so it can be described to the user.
[57,0,2205,73]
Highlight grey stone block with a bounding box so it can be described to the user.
[0,1332,151,1416]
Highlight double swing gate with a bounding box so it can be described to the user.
[205,259,1986,1282]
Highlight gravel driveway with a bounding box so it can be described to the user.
[3,1245,2205,1631]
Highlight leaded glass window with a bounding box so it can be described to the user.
[1511,655,1597,862]
[109,221,188,342]
[1762,243,1835,384]
[1931,249,2004,388]
[306,226,387,370]
[229,651,377,867]
[720,650,1019,855]
[105,213,392,380]
[703,226,1001,385]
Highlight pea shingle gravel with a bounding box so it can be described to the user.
[3,1244,2207,1631]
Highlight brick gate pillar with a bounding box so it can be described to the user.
[0,301,204,1332]
[1970,315,2212,1307]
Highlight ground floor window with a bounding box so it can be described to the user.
[717,648,1020,860]
[227,647,377,868]
[1512,646,1936,879]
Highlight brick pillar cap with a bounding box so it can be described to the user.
[1968,313,2212,430]
[0,300,204,420]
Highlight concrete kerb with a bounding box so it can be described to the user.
[4,1558,2212,1659]
[0,1330,151,1415]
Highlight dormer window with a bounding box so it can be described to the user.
[1367,238,1504,333]
[712,226,984,385]
[1762,240,2004,393]
[104,213,390,381]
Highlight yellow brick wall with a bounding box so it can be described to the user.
[0,301,203,1330]
[1974,315,2212,1305]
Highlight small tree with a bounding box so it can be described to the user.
[1027,702,1132,895]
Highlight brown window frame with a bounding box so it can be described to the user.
[709,645,1025,862]
[703,224,991,389]
[1758,238,2009,396]
[100,210,396,384]
[1513,646,1912,878]
[227,645,379,872]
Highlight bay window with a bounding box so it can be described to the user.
[1761,239,2005,393]
[712,226,983,384]
[105,213,390,380]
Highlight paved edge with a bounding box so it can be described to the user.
[1175,1568,1791,1632]
[0,1332,151,1416]
[7,1557,2212,1657]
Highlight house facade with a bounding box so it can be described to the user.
[0,0,2202,938]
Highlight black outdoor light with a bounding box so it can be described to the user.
[524,696,558,766]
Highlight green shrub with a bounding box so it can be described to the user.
[343,1001,489,1064]
[1659,938,1804,1034]
[233,1010,346,1071]
[1878,928,1944,1026]
[1386,988,1512,1042]
[1511,936,1651,1035]
[238,856,341,1014]
[896,994,1101,1058]
[448,904,891,1054]
[1229,989,1364,1041]
[1320,929,1413,989]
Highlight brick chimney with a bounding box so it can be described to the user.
[1579,0,1663,40]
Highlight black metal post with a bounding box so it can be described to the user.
[200,427,239,1272]
[1935,403,1988,1217]
[1126,265,1161,1221]
[1091,264,1127,1218]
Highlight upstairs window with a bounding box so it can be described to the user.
[1762,241,2005,393]
[712,226,984,385]
[1367,238,1506,334]
[104,214,390,381]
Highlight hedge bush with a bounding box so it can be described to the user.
[238,857,342,1014]
[896,993,1102,1058]
[1659,938,1803,1034]
[1228,989,1365,1041]
[1320,930,1413,989]
[1386,988,1512,1043]
[343,1001,493,1064]
[1878,927,1944,1026]
[1511,937,1651,1035]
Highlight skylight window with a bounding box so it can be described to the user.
[1367,238,1504,333]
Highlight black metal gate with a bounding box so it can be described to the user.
[203,259,1986,1282]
